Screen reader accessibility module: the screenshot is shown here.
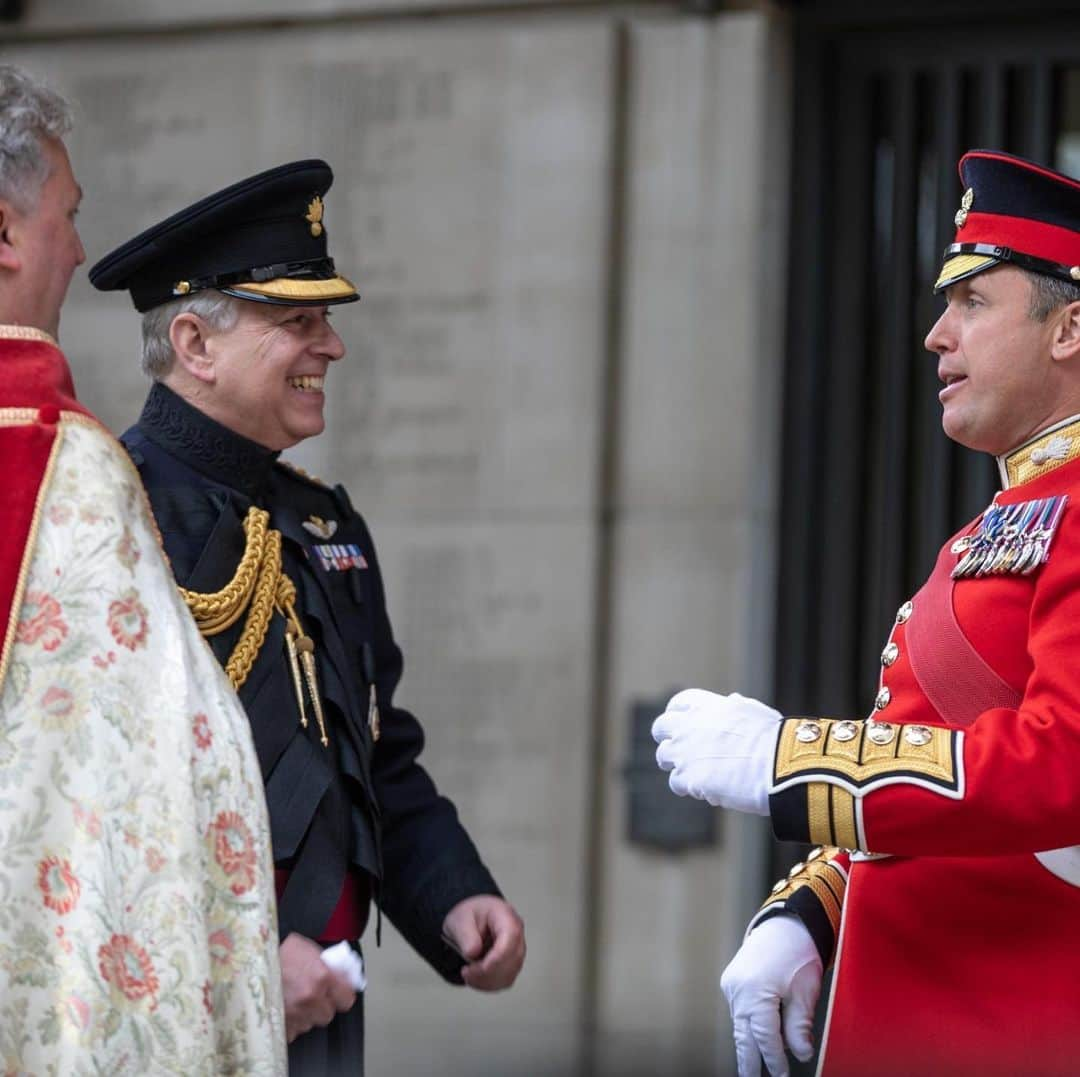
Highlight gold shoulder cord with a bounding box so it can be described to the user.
[179,507,329,746]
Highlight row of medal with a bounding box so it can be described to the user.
[951,494,1069,579]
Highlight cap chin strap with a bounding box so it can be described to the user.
[937,242,1080,289]
[171,256,340,299]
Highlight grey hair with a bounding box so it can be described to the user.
[0,65,73,211]
[140,290,243,379]
[1025,269,1080,322]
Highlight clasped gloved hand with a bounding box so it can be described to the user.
[720,914,822,1077]
[651,688,782,815]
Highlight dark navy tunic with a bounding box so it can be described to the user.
[123,383,500,1069]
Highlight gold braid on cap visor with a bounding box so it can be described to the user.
[228,274,357,302]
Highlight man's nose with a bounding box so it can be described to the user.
[924,307,952,354]
[322,325,346,361]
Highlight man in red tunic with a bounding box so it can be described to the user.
[0,64,284,1071]
[653,151,1080,1077]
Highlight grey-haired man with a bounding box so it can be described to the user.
[0,65,285,1073]
[0,64,84,335]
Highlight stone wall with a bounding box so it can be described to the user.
[2,5,790,1072]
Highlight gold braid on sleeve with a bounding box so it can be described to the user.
[179,506,329,745]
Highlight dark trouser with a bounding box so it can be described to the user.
[287,979,364,1075]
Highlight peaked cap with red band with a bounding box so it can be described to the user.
[934,149,1080,293]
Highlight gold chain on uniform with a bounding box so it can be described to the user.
[178,506,329,746]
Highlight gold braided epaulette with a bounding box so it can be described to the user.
[179,508,288,689]
[178,507,329,746]
[759,846,847,940]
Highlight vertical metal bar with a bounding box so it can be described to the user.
[981,60,1007,148]
[863,68,917,687]
[1030,60,1055,163]
[810,60,874,716]
[909,67,954,584]
[578,22,630,1077]
[1007,65,1032,157]
[774,27,834,716]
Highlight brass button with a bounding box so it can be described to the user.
[831,720,859,743]
[795,720,822,743]
[772,879,787,894]
[881,642,899,667]
[904,725,933,747]
[896,600,913,624]
[788,862,805,878]
[867,720,895,745]
[874,686,892,710]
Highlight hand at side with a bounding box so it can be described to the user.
[442,895,526,991]
[280,932,357,1043]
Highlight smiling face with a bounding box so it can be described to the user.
[924,266,1070,456]
[195,300,345,450]
[0,136,85,337]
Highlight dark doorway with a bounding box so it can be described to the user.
[773,5,1080,1066]
[775,0,1080,777]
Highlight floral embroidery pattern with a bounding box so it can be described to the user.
[15,591,67,651]
[37,856,80,915]
[208,928,234,967]
[37,682,84,734]
[98,934,159,1010]
[55,925,73,954]
[0,421,284,1073]
[116,526,140,571]
[47,503,73,526]
[209,811,258,896]
[73,801,102,839]
[106,590,149,651]
[193,711,213,750]
[63,992,91,1033]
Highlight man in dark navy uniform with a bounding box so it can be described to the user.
[89,160,526,1073]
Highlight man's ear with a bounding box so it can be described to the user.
[168,312,217,385]
[1050,300,1080,363]
[0,200,22,273]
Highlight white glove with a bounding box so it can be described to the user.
[651,689,781,815]
[320,941,366,991]
[720,914,822,1077]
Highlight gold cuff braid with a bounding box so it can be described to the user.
[773,717,961,795]
[760,846,847,940]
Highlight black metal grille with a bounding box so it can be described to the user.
[772,17,1080,1071]
[776,9,1080,728]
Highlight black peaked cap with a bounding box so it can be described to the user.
[89,159,358,312]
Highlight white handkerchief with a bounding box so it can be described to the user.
[320,941,366,991]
